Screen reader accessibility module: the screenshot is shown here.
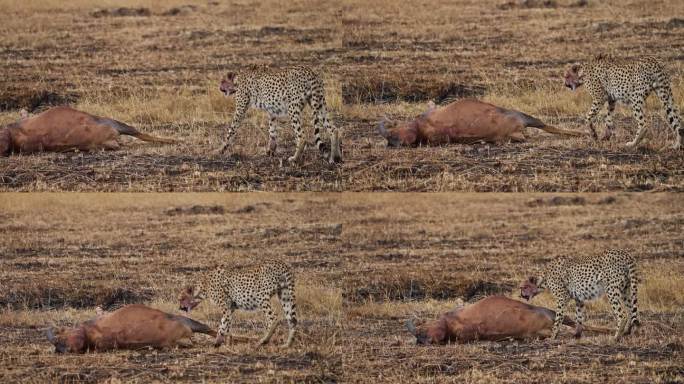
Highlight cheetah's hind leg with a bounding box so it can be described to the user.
[257,299,279,346]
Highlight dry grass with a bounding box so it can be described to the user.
[1,0,683,382]
[1,0,683,191]
[0,193,682,383]
[338,193,683,383]
[0,193,345,383]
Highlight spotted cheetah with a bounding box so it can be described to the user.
[564,55,683,149]
[218,65,342,163]
[520,249,639,341]
[179,260,297,348]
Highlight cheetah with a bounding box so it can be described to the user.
[564,55,683,149]
[520,249,639,341]
[178,260,297,348]
[218,65,342,163]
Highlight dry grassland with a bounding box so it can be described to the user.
[0,193,682,383]
[341,192,683,383]
[0,193,344,383]
[0,0,683,191]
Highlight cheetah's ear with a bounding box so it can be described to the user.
[570,64,584,79]
[184,286,194,294]
[226,72,236,81]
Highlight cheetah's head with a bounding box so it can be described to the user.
[179,285,204,312]
[219,72,237,96]
[520,276,543,301]
[564,64,583,91]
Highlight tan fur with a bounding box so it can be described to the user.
[0,106,176,156]
[378,99,583,147]
[46,304,214,353]
[407,296,611,345]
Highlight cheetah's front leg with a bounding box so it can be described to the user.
[258,299,278,346]
[551,294,569,340]
[220,98,248,155]
[602,100,616,141]
[585,99,604,141]
[215,307,233,347]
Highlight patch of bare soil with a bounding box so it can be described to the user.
[0,87,78,112]
[342,76,486,104]
[2,142,682,191]
[166,204,226,215]
[91,7,152,18]
[348,275,513,302]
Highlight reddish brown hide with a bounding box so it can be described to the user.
[378,99,583,147]
[46,304,215,353]
[406,296,609,345]
[0,106,176,156]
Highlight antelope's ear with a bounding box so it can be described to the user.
[528,276,538,285]
[226,72,236,81]
[377,118,391,138]
[46,327,56,343]
[405,319,417,335]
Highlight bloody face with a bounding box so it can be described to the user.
[564,66,583,91]
[519,276,540,301]
[219,73,237,96]
[178,286,202,312]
